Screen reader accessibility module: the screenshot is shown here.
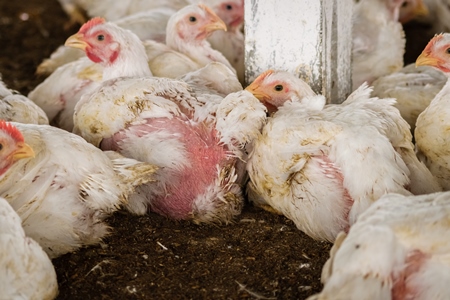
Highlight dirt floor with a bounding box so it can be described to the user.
[0,1,434,299]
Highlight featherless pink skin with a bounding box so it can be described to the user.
[391,249,430,299]
[318,155,354,233]
[0,120,34,176]
[100,117,237,219]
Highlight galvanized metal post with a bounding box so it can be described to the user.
[244,0,353,103]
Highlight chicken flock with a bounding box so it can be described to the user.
[3,0,450,298]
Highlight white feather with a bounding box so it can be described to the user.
[0,197,58,300]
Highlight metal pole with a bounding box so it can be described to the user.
[244,0,353,103]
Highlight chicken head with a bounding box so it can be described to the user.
[0,120,34,176]
[204,0,244,30]
[416,33,450,74]
[245,70,317,113]
[385,0,428,21]
[398,0,429,23]
[167,4,226,45]
[65,17,151,80]
[65,17,120,65]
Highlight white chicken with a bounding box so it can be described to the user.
[0,77,48,125]
[308,191,450,300]
[352,0,406,90]
[29,15,153,132]
[0,196,58,300]
[245,70,441,242]
[205,0,245,84]
[66,17,265,224]
[414,33,450,190]
[371,63,446,131]
[0,120,157,258]
[145,3,235,78]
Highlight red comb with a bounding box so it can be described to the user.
[423,33,444,55]
[79,17,106,34]
[0,120,24,143]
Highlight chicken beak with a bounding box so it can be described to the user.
[201,5,227,33]
[412,0,429,18]
[204,18,227,32]
[65,33,88,51]
[416,51,441,68]
[245,83,268,101]
[12,142,34,161]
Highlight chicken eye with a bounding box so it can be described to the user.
[446,48,450,54]
[97,34,105,41]
[226,4,233,10]
[401,2,408,7]
[189,16,197,23]
[274,85,284,92]
[0,144,3,151]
